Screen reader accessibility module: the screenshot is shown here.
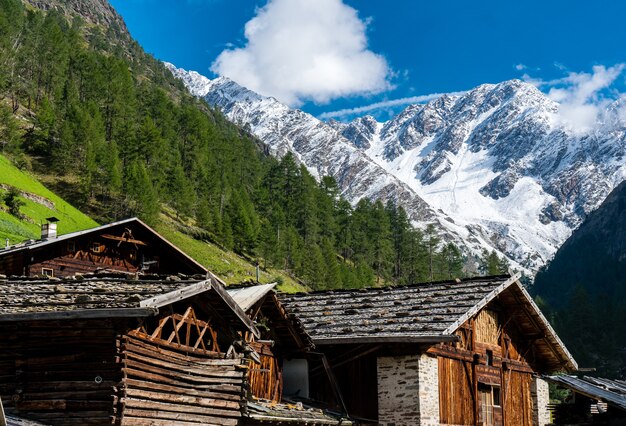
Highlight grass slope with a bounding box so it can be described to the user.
[0,155,306,293]
[155,217,307,293]
[0,155,98,244]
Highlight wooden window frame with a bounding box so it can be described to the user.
[42,268,54,277]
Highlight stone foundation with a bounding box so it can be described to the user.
[377,354,439,426]
[532,376,550,426]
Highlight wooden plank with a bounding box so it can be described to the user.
[122,350,243,378]
[122,398,240,418]
[122,359,242,385]
[123,334,229,362]
[123,408,239,425]
[124,378,240,402]
[0,308,157,322]
[121,368,242,394]
[315,335,459,345]
[122,417,217,426]
[124,386,240,407]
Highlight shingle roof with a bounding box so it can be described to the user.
[280,275,512,344]
[0,273,193,314]
[0,272,259,337]
[545,375,626,411]
[281,274,577,372]
[228,284,315,351]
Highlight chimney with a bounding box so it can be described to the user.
[41,217,60,240]
[5,238,8,249]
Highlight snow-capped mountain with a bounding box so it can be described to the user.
[165,62,626,273]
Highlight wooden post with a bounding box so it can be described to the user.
[471,318,479,425]
[0,397,6,426]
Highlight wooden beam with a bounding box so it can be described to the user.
[319,353,350,419]
[100,234,148,246]
[0,307,158,322]
[315,334,459,345]
[140,280,214,309]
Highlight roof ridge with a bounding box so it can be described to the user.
[282,274,512,297]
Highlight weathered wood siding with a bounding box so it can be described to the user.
[434,305,544,426]
[118,331,244,425]
[0,319,122,425]
[246,341,282,403]
[438,357,474,425]
[503,371,534,426]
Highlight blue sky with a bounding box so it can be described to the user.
[110,0,626,121]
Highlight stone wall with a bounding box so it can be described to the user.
[532,376,551,426]
[377,354,439,426]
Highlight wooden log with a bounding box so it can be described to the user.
[121,338,240,366]
[123,378,241,402]
[122,416,220,426]
[124,388,240,410]
[18,390,114,401]
[121,368,242,394]
[16,399,112,411]
[122,359,242,384]
[122,351,243,378]
[122,408,239,425]
[23,410,113,419]
[123,333,225,360]
[122,398,240,418]
[15,381,117,392]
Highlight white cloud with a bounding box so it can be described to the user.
[319,91,467,120]
[547,64,625,132]
[211,0,391,106]
[515,63,527,71]
[522,64,625,133]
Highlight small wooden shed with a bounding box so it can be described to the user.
[0,272,258,425]
[281,274,578,426]
[227,284,351,425]
[545,375,626,425]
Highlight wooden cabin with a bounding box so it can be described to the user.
[281,274,578,426]
[0,272,259,425]
[545,375,626,425]
[0,218,207,278]
[227,284,351,425]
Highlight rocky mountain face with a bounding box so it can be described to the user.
[167,63,626,273]
[24,0,126,30]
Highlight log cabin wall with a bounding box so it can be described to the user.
[0,318,124,425]
[118,331,245,426]
[431,306,539,426]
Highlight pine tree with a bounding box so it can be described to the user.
[480,250,508,276]
[425,224,441,281]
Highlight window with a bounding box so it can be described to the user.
[486,349,494,366]
[67,241,76,253]
[493,386,501,406]
[42,268,54,277]
[479,384,501,425]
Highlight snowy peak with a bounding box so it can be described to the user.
[168,63,626,274]
[164,62,212,97]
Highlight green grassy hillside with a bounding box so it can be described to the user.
[155,216,306,292]
[0,154,98,244]
[0,153,305,292]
